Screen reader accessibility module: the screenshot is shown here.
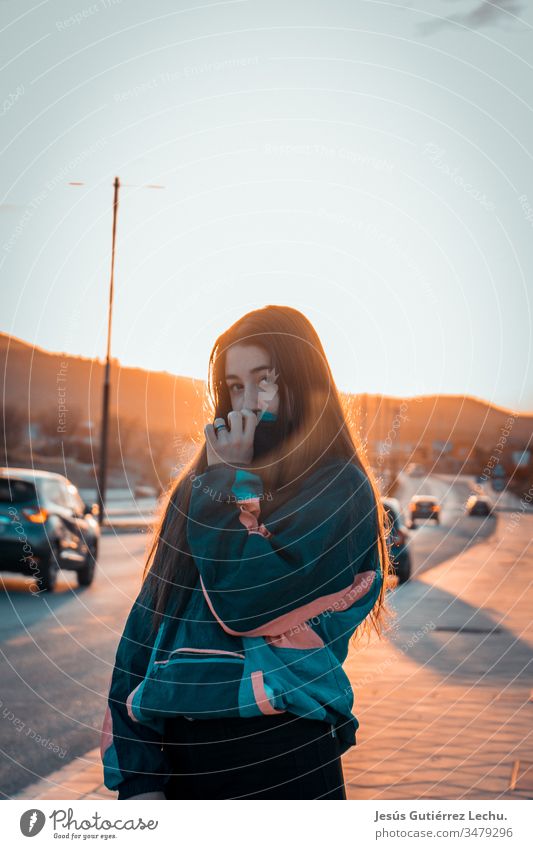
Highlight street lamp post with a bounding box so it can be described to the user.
[68,176,164,525]
[96,176,120,525]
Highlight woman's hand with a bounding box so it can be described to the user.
[124,791,166,800]
[205,409,257,467]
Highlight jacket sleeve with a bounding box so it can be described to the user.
[100,582,171,799]
[186,459,382,636]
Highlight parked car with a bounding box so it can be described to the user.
[465,494,493,517]
[382,497,412,584]
[0,468,100,592]
[408,494,440,527]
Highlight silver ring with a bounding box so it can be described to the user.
[214,422,227,433]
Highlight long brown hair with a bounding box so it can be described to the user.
[142,305,393,640]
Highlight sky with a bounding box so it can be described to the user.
[1,0,532,411]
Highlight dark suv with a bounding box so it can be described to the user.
[382,497,412,584]
[0,468,99,592]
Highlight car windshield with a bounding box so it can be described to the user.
[0,478,37,503]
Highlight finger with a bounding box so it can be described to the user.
[204,423,216,446]
[227,410,243,432]
[205,424,225,463]
[241,407,258,439]
[213,417,229,440]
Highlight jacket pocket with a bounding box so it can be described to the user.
[130,650,246,723]
[154,647,245,663]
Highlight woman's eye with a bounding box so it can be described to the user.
[228,383,243,392]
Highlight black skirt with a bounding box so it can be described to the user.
[162,712,347,800]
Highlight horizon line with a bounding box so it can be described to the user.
[1,329,531,418]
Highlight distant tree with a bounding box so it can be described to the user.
[107,413,143,470]
[1,405,26,464]
[141,429,175,489]
[36,405,84,447]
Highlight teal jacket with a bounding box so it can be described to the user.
[100,457,383,798]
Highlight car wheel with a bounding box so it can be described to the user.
[77,542,97,587]
[37,543,60,593]
[396,555,411,585]
[397,567,410,585]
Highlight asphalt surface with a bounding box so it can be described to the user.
[0,473,503,798]
[0,529,152,799]
[397,472,499,576]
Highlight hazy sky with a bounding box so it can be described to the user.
[1,0,532,411]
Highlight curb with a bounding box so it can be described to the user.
[11,748,115,801]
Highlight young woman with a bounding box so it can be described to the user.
[100,304,393,800]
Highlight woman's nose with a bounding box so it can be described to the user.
[243,384,259,412]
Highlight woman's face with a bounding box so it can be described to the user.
[224,343,280,420]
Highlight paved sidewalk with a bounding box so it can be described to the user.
[12,511,533,800]
[343,511,533,799]
[12,749,114,800]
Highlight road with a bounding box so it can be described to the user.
[395,472,499,577]
[0,472,517,798]
[0,529,153,799]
